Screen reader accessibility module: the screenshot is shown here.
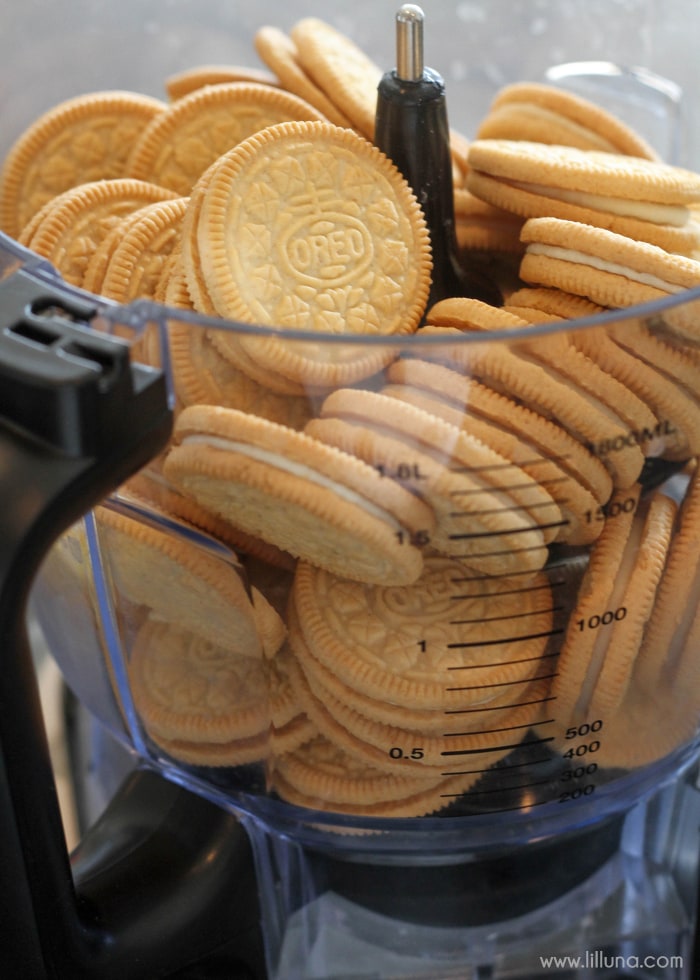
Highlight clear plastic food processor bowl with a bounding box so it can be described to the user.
[2,1,700,978]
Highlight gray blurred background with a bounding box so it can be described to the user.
[1,0,698,167]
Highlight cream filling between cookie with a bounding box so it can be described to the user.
[180,435,407,534]
[507,179,689,226]
[526,243,682,293]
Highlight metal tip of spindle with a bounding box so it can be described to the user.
[396,4,424,82]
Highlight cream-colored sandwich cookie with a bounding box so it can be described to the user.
[382,358,611,545]
[0,90,166,239]
[597,468,700,768]
[454,187,525,255]
[309,387,557,575]
[286,637,550,774]
[165,64,280,101]
[174,190,320,400]
[94,502,271,658]
[467,139,700,254]
[269,732,491,817]
[183,120,432,388]
[96,197,189,302]
[519,217,700,342]
[130,617,270,767]
[506,286,700,461]
[126,81,327,196]
[174,178,318,400]
[289,17,383,140]
[81,202,176,297]
[506,285,606,320]
[551,485,676,723]
[22,179,176,287]
[574,321,700,461]
[286,599,525,736]
[163,405,435,585]
[254,25,354,129]
[290,554,556,716]
[267,641,316,757]
[167,321,315,429]
[422,297,646,489]
[547,476,700,771]
[386,354,613,507]
[458,301,659,474]
[124,456,297,572]
[475,82,659,159]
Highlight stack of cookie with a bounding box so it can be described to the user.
[4,15,700,817]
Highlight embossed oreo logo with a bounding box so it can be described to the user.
[282,215,373,286]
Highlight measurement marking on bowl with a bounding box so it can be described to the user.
[470,754,556,774]
[451,569,568,586]
[448,520,570,540]
[448,481,545,496]
[441,714,557,743]
[450,605,564,626]
[443,720,542,740]
[452,477,560,497]
[441,733,556,758]
[452,776,556,799]
[449,543,556,561]
[453,801,557,814]
[441,753,555,779]
[450,580,557,599]
[450,500,568,520]
[444,694,556,716]
[530,472,573,485]
[449,457,562,474]
[446,630,564,652]
[446,672,559,693]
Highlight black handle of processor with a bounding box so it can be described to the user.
[71,767,266,980]
[0,267,264,979]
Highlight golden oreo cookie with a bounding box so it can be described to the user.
[97,197,189,301]
[23,178,176,287]
[423,297,646,489]
[94,502,266,658]
[467,139,700,254]
[167,322,315,428]
[551,485,676,723]
[269,732,486,817]
[476,82,659,159]
[163,405,435,585]
[636,467,700,695]
[0,90,166,239]
[309,387,556,575]
[382,358,611,545]
[286,600,522,736]
[454,187,525,255]
[290,17,382,139]
[548,475,700,771]
[254,26,354,129]
[126,81,327,196]
[123,455,296,573]
[287,633,551,774]
[506,285,700,460]
[184,120,431,387]
[519,217,700,341]
[290,554,555,716]
[130,617,269,767]
[165,64,280,101]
